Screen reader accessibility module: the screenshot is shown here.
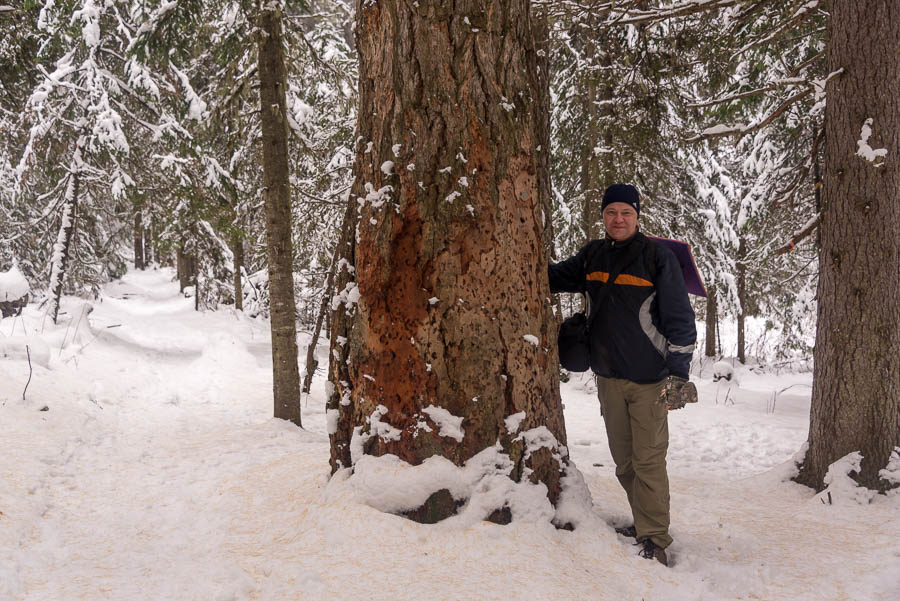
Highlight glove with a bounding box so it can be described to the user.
[659,376,698,410]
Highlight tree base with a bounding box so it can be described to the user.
[400,489,464,524]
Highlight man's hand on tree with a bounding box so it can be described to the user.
[659,376,698,410]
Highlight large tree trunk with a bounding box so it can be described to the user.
[330,0,570,522]
[705,285,717,357]
[797,1,900,491]
[257,1,302,426]
[47,157,81,324]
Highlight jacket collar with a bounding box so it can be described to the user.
[605,230,643,249]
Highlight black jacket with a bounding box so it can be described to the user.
[549,232,696,382]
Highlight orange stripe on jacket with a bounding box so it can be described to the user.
[586,272,653,287]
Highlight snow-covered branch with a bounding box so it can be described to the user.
[592,0,744,26]
[686,88,813,142]
[774,214,819,255]
[731,0,822,60]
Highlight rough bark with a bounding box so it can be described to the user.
[257,1,302,426]
[796,0,900,491]
[705,286,717,358]
[47,161,80,325]
[332,0,570,521]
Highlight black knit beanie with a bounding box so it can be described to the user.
[601,184,640,216]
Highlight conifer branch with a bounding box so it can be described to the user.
[774,215,819,255]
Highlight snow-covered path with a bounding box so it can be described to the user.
[1,269,898,601]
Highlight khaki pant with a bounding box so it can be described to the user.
[597,376,672,548]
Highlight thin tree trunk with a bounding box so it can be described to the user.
[705,285,717,357]
[177,243,192,292]
[326,192,358,472]
[232,232,244,312]
[797,0,900,491]
[303,238,342,394]
[148,202,156,265]
[257,0,301,426]
[737,237,746,363]
[193,254,199,312]
[332,0,570,522]
[580,38,602,241]
[48,157,81,325]
[133,207,145,270]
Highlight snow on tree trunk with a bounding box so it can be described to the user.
[256,1,301,426]
[330,0,570,522]
[47,158,81,325]
[326,196,358,473]
[797,1,900,491]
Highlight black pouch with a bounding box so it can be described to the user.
[558,311,591,372]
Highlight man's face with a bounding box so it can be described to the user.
[602,202,639,241]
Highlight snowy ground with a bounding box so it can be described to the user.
[1,268,898,601]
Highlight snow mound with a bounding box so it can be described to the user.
[191,332,258,373]
[0,336,51,368]
[816,451,876,506]
[712,360,736,382]
[879,447,900,487]
[0,265,30,301]
[331,444,558,527]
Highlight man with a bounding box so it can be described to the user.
[548,184,697,567]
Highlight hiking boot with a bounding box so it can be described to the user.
[614,524,637,538]
[638,539,668,567]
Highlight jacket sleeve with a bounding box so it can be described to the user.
[548,243,589,294]
[654,245,697,379]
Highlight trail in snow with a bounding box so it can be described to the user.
[1,269,898,601]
